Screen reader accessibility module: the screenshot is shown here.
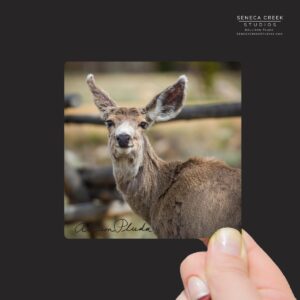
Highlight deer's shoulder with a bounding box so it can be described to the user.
[174,157,240,187]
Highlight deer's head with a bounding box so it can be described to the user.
[86,74,187,162]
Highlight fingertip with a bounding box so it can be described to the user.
[180,251,207,295]
[187,276,210,300]
[204,228,258,299]
[208,227,243,257]
[180,252,206,278]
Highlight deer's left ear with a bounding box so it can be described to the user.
[144,75,187,122]
[86,74,117,119]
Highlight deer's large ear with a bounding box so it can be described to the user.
[144,75,187,122]
[86,74,117,119]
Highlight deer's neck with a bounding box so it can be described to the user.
[111,135,179,223]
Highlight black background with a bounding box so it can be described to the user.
[2,1,299,299]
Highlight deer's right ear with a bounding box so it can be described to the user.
[86,74,117,119]
[144,75,187,123]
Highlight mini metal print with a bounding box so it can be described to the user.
[64,62,241,239]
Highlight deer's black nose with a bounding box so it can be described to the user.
[116,134,131,148]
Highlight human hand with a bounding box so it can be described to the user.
[177,228,295,300]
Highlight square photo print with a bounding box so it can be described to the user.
[64,61,241,239]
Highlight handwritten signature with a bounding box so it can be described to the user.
[74,218,153,233]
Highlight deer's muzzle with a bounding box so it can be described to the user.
[116,134,131,148]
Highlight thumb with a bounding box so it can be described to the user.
[205,228,260,300]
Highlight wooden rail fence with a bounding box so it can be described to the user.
[65,102,241,125]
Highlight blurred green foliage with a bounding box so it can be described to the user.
[65,61,240,100]
[194,62,220,94]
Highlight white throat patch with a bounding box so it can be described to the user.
[112,137,144,180]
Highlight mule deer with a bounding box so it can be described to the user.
[86,74,241,238]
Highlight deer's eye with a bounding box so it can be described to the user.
[139,121,149,129]
[105,120,115,128]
